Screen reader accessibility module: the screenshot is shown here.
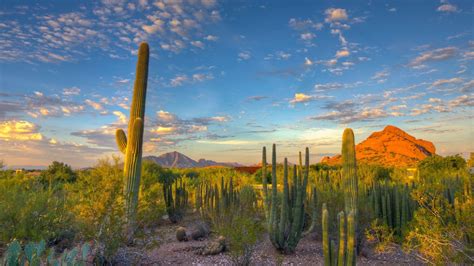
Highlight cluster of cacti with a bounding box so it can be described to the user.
[164,177,189,223]
[262,144,313,254]
[196,176,239,223]
[3,239,91,265]
[322,128,358,266]
[322,204,356,266]
[114,42,149,238]
[369,182,415,236]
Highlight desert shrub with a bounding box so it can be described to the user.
[365,219,395,253]
[0,175,73,245]
[39,161,77,189]
[253,167,271,184]
[212,185,263,265]
[403,178,474,264]
[137,161,167,228]
[66,157,125,262]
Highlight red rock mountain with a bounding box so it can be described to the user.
[321,125,436,167]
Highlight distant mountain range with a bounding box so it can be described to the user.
[143,151,242,168]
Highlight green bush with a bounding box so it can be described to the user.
[0,175,73,244]
[66,157,125,261]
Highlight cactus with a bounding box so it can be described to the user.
[322,203,331,266]
[164,177,188,223]
[337,211,346,266]
[115,42,149,237]
[342,128,357,215]
[2,240,91,265]
[346,211,356,266]
[263,144,311,254]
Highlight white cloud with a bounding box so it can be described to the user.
[112,111,127,125]
[325,8,348,22]
[304,57,313,66]
[204,35,218,41]
[238,51,251,61]
[437,4,459,13]
[335,49,350,58]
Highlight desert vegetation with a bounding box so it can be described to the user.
[1,43,473,265]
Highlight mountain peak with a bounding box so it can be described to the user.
[321,125,436,167]
[143,151,242,168]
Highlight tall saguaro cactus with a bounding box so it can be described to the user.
[342,128,357,215]
[115,42,149,238]
[322,128,358,266]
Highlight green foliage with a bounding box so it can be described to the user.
[40,161,77,188]
[403,175,474,264]
[253,167,271,184]
[212,185,263,265]
[0,175,73,244]
[365,219,395,253]
[66,157,125,261]
[418,154,467,181]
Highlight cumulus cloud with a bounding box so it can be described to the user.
[0,120,43,141]
[325,8,349,22]
[335,49,350,58]
[238,51,251,61]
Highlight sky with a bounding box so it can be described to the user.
[0,0,473,168]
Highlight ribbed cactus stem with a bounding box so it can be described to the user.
[116,43,149,239]
[337,211,346,266]
[342,128,357,260]
[346,210,356,266]
[322,203,331,266]
[342,128,357,214]
[264,145,311,254]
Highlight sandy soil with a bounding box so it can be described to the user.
[123,214,424,265]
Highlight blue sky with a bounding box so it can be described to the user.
[0,0,472,168]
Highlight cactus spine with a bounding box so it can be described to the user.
[115,42,149,238]
[263,144,310,254]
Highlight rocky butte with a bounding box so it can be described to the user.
[321,125,436,167]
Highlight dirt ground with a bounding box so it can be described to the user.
[125,215,423,265]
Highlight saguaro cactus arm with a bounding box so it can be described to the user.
[116,129,127,154]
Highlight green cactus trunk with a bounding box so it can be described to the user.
[337,211,346,266]
[346,210,356,266]
[322,203,331,266]
[115,42,149,239]
[263,145,311,254]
